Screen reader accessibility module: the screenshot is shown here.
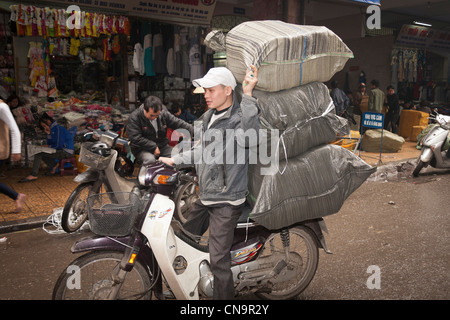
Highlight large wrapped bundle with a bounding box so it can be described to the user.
[248,144,375,230]
[237,82,349,159]
[362,129,405,153]
[224,20,353,92]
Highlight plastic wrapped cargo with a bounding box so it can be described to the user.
[362,129,405,153]
[247,144,376,230]
[222,20,353,92]
[236,82,349,159]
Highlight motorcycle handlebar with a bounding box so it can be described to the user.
[179,173,198,184]
[83,129,130,146]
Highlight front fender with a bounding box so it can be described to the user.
[71,235,131,253]
[73,168,100,183]
[71,235,163,297]
[420,147,433,163]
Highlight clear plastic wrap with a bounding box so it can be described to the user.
[223,20,353,92]
[236,82,349,159]
[247,144,376,230]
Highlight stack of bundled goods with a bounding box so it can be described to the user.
[206,20,375,230]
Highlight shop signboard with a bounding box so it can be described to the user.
[51,0,217,25]
[350,0,380,5]
[396,24,450,51]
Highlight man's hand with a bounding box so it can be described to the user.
[11,153,21,162]
[159,156,175,166]
[154,147,161,157]
[242,64,258,96]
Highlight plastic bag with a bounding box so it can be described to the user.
[247,144,375,230]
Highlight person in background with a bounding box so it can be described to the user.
[19,113,74,182]
[6,94,20,111]
[172,102,197,124]
[353,83,368,116]
[384,85,400,133]
[368,79,385,114]
[0,98,26,212]
[330,80,349,116]
[126,96,193,166]
[353,83,369,131]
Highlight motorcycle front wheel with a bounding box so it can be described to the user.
[52,251,153,300]
[413,160,426,177]
[255,226,319,300]
[61,182,103,233]
[173,181,199,224]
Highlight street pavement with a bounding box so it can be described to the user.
[0,140,449,301]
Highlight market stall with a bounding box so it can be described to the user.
[4,2,213,168]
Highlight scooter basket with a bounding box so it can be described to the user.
[87,192,142,236]
[79,142,114,170]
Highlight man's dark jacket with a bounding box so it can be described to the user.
[126,106,193,157]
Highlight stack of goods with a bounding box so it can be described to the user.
[224,20,354,92]
[208,20,375,230]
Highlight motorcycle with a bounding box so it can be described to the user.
[53,161,330,300]
[413,112,450,177]
[61,130,198,233]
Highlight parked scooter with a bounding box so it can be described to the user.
[61,130,197,233]
[53,161,330,300]
[413,112,450,177]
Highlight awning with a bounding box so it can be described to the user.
[350,0,381,5]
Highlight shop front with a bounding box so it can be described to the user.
[391,24,450,109]
[0,0,218,166]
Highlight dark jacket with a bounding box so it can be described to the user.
[173,95,260,203]
[386,93,399,115]
[330,88,349,115]
[127,106,193,156]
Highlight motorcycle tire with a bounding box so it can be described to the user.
[52,251,153,300]
[413,160,425,177]
[173,181,199,224]
[61,182,102,233]
[255,226,319,300]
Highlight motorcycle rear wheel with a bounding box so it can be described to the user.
[61,182,103,233]
[255,226,319,300]
[52,251,153,300]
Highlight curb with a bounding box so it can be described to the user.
[0,216,48,235]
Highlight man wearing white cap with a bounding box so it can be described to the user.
[160,65,260,299]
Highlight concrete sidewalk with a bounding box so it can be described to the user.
[0,141,421,234]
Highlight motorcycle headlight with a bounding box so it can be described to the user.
[153,174,178,185]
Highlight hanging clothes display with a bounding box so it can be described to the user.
[390,48,428,103]
[9,4,130,39]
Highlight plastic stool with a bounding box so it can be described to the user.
[59,157,78,176]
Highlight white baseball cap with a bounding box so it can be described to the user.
[192,67,237,91]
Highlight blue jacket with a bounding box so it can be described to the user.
[47,121,74,154]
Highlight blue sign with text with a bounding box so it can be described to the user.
[362,112,384,129]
